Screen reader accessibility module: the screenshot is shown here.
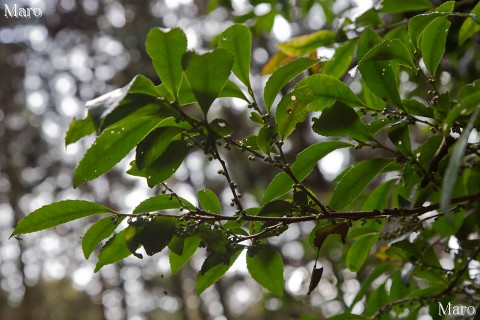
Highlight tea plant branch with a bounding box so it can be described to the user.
[124,192,480,223]
[371,246,480,319]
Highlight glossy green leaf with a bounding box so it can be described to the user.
[257,124,276,154]
[86,75,160,129]
[95,229,131,272]
[82,216,125,259]
[358,29,402,107]
[11,200,115,237]
[247,245,284,297]
[73,115,164,187]
[312,103,373,142]
[264,57,318,112]
[388,122,412,156]
[457,79,480,114]
[145,140,190,187]
[196,247,243,294]
[218,80,250,102]
[146,28,187,99]
[365,283,388,316]
[65,116,96,146]
[329,158,395,210]
[345,180,394,272]
[277,30,336,56]
[249,112,264,126]
[380,0,432,13]
[276,74,364,140]
[169,236,201,275]
[358,39,415,69]
[355,8,382,27]
[402,99,434,118]
[218,24,252,88]
[348,263,394,311]
[459,2,480,45]
[408,13,446,49]
[276,86,314,140]
[322,39,358,79]
[296,74,365,110]
[262,141,351,205]
[182,49,234,114]
[142,216,176,256]
[125,225,144,259]
[133,194,194,214]
[136,127,184,170]
[346,236,377,273]
[441,109,480,214]
[198,189,221,214]
[421,17,451,77]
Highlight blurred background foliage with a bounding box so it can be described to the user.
[1,0,479,319]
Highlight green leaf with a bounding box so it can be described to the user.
[136,127,184,170]
[421,17,451,77]
[355,8,382,27]
[296,74,365,110]
[218,24,252,88]
[346,236,378,273]
[262,141,351,205]
[133,194,194,214]
[388,122,412,156]
[348,263,394,311]
[358,39,415,69]
[169,236,201,275]
[82,216,125,259]
[257,125,276,154]
[380,0,432,13]
[196,247,243,294]
[95,229,131,272]
[276,86,314,140]
[312,103,373,142]
[264,57,319,112]
[247,245,284,297]
[276,74,365,140]
[73,115,164,187]
[125,225,144,259]
[459,2,480,45]
[145,140,190,187]
[142,216,176,256]
[11,200,115,237]
[65,116,96,146]
[441,109,480,214]
[218,80,250,102]
[329,158,395,210]
[358,29,402,107]
[182,49,234,114]
[277,30,336,56]
[197,189,221,214]
[322,39,358,79]
[457,79,480,114]
[146,28,187,99]
[408,13,446,49]
[86,75,160,129]
[402,99,434,118]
